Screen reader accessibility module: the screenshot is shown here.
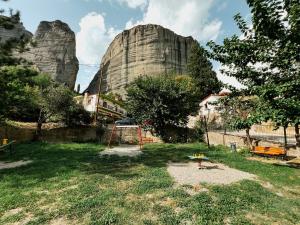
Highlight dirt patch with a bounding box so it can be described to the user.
[167,162,256,185]
[99,145,142,157]
[49,217,75,225]
[2,208,23,218]
[12,213,33,225]
[0,160,32,170]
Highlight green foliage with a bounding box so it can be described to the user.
[126,75,199,142]
[64,103,92,127]
[0,66,39,122]
[187,42,222,100]
[100,92,125,108]
[208,0,300,145]
[193,120,205,142]
[216,96,257,131]
[0,12,29,66]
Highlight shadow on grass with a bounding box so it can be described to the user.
[0,142,299,189]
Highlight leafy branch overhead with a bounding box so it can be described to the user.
[207,0,300,146]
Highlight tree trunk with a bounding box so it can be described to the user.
[246,128,252,148]
[295,123,300,147]
[283,125,288,149]
[35,110,43,141]
[4,121,8,139]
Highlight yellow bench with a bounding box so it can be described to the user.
[251,146,286,156]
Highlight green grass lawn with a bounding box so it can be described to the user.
[0,142,299,225]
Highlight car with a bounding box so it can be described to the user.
[115,117,136,125]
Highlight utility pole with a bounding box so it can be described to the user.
[94,66,103,124]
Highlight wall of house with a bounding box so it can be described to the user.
[82,93,126,115]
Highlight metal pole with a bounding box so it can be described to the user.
[204,116,210,148]
[94,67,103,124]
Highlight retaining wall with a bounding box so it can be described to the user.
[0,124,160,144]
[207,132,282,148]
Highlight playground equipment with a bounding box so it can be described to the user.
[108,125,143,149]
[188,154,211,169]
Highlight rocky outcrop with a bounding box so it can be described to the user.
[0,17,79,89]
[21,21,79,89]
[86,24,197,96]
[0,17,32,43]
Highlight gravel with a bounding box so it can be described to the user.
[167,161,256,185]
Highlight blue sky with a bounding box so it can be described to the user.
[3,0,250,90]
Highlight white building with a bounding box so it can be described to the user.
[188,91,230,128]
[199,91,230,117]
[75,93,126,118]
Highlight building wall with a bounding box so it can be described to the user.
[82,93,126,115]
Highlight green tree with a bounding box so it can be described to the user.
[126,75,198,142]
[247,0,300,147]
[187,42,222,100]
[217,95,258,147]
[33,82,75,138]
[207,0,300,147]
[0,66,39,122]
[0,1,29,66]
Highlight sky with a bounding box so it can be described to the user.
[2,0,251,91]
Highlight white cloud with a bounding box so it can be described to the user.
[96,0,148,9]
[76,12,120,65]
[117,0,148,9]
[125,0,222,42]
[215,65,245,89]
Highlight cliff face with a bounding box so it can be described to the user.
[0,17,79,89]
[22,21,79,89]
[0,17,32,43]
[86,24,197,96]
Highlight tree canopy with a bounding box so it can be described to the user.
[187,42,222,100]
[126,75,199,142]
[207,0,300,146]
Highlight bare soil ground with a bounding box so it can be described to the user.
[99,145,142,157]
[167,161,256,185]
[0,160,32,170]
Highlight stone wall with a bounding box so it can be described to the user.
[206,132,281,149]
[0,125,160,144]
[252,124,295,136]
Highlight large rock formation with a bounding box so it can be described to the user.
[0,17,79,89]
[86,24,197,96]
[21,21,79,89]
[0,17,32,43]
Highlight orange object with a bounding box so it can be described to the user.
[251,146,286,156]
[2,139,8,145]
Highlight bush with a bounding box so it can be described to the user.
[65,103,92,127]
